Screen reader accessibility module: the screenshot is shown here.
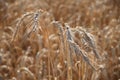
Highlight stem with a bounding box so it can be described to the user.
[66,39,72,80]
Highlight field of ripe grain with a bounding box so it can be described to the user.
[0,0,120,80]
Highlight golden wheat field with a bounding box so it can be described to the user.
[0,0,120,80]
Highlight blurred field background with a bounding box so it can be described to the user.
[0,0,120,80]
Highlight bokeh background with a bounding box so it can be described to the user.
[0,0,120,80]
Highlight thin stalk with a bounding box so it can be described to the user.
[66,39,72,80]
[65,23,73,80]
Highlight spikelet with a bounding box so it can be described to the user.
[68,40,96,70]
[78,27,101,59]
[11,9,44,42]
